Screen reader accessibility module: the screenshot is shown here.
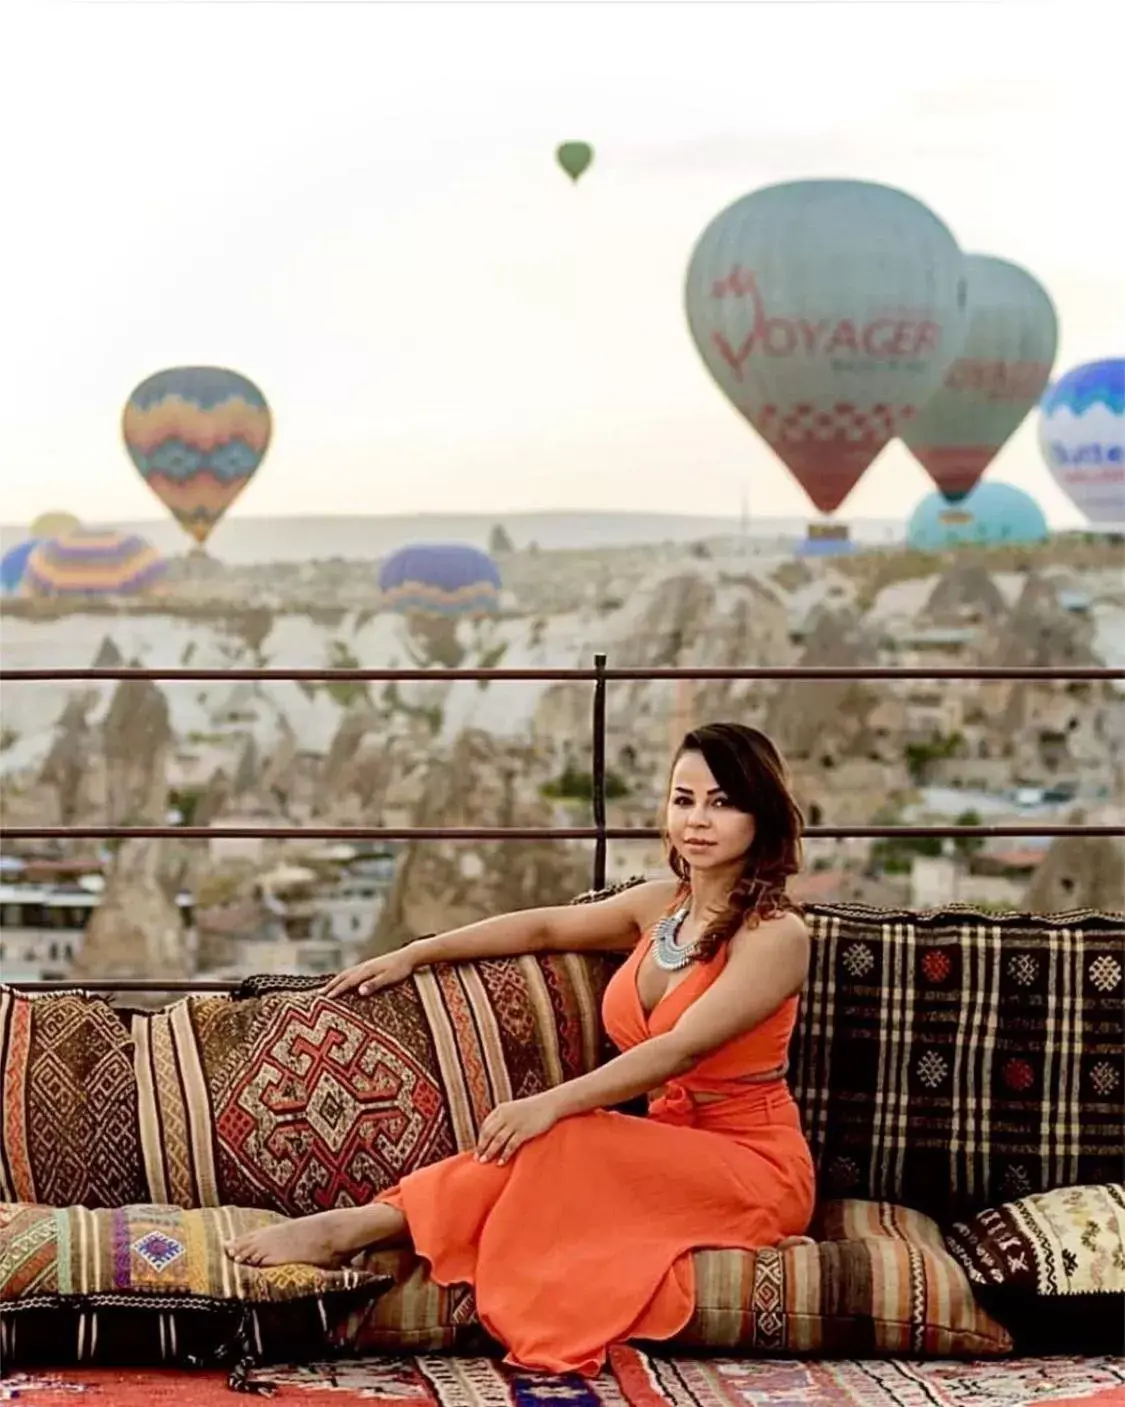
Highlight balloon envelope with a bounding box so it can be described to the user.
[29,511,80,539]
[122,366,272,546]
[902,255,1057,502]
[23,528,167,597]
[685,179,967,514]
[906,481,1049,550]
[1,539,40,595]
[1038,358,1125,525]
[556,141,593,183]
[378,543,501,617]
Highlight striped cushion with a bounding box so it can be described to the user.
[339,1200,1012,1358]
[0,1202,387,1370]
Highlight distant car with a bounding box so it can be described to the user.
[1013,787,1046,807]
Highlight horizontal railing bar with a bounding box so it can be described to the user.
[1,666,1122,682]
[1,825,1118,842]
[8,979,244,993]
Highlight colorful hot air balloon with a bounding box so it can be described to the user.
[122,367,272,548]
[1,540,40,595]
[902,255,1058,502]
[906,481,1049,551]
[685,179,967,515]
[1038,358,1125,526]
[378,543,501,617]
[29,511,80,539]
[556,141,593,184]
[23,528,167,597]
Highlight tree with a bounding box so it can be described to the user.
[953,809,985,859]
[489,523,515,555]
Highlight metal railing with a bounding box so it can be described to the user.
[1,655,1122,992]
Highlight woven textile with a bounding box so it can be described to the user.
[945,1183,1125,1354]
[131,953,616,1215]
[0,1202,387,1371]
[0,989,145,1208]
[341,1199,1009,1359]
[793,905,1125,1222]
[7,1354,1125,1407]
[614,1348,1125,1407]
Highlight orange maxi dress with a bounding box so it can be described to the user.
[376,931,816,1375]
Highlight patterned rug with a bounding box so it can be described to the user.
[3,1354,1124,1406]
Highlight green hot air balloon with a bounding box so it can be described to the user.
[556,141,593,184]
[902,254,1058,503]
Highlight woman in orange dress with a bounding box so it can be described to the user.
[227,723,816,1376]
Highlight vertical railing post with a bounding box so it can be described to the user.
[591,652,608,891]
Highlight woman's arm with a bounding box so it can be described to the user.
[324,879,677,997]
[474,910,809,1161]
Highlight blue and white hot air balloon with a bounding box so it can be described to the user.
[1038,358,1124,526]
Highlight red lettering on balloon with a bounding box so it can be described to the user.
[943,358,1053,403]
[708,267,946,377]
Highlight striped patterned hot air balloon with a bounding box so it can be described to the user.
[378,543,502,617]
[23,528,167,597]
[122,367,272,548]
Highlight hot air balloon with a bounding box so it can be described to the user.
[29,511,80,539]
[684,179,967,515]
[902,255,1058,502]
[1,540,40,595]
[556,141,593,184]
[1038,358,1125,526]
[122,367,272,549]
[378,543,501,617]
[23,528,167,597]
[906,481,1048,551]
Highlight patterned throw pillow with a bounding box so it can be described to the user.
[0,988,146,1208]
[338,1200,1011,1359]
[128,954,618,1216]
[0,1202,389,1373]
[945,1183,1125,1353]
[792,905,1125,1222]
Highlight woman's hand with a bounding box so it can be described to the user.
[323,947,416,999]
[475,1093,561,1165]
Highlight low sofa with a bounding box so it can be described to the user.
[1,896,1122,1371]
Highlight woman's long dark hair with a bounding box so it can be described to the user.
[665,722,804,961]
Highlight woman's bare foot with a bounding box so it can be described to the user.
[225,1204,406,1269]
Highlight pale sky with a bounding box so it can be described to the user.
[2,1,1121,531]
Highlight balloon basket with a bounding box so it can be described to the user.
[796,522,854,559]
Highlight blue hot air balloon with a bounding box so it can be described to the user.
[1038,358,1125,526]
[378,544,502,618]
[1,539,41,595]
[906,481,1049,551]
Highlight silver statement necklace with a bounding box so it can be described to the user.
[651,902,697,972]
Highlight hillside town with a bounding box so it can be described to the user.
[1,534,1122,995]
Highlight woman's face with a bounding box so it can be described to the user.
[666,749,756,872]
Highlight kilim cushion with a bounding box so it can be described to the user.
[128,954,618,1215]
[338,1199,1011,1358]
[944,1182,1125,1354]
[792,904,1125,1222]
[0,1202,388,1373]
[0,987,145,1208]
